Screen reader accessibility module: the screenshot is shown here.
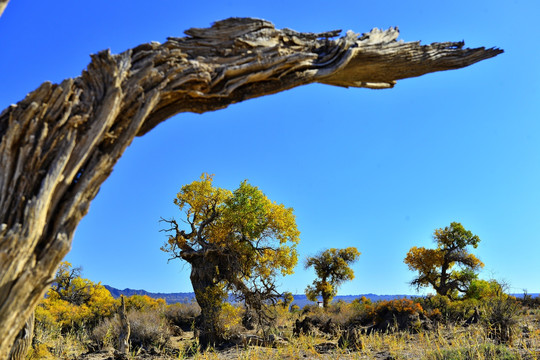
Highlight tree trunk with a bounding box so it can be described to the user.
[117,295,130,358]
[8,311,34,360]
[0,0,10,19]
[0,17,502,357]
[189,258,227,348]
[322,292,331,309]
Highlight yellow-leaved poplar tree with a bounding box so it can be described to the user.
[305,247,360,308]
[161,173,300,346]
[36,262,116,330]
[404,222,484,299]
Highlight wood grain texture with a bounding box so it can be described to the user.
[0,17,502,357]
[0,0,10,19]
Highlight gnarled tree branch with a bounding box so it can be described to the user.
[0,17,502,357]
[0,0,10,19]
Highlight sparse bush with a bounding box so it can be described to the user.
[338,327,364,351]
[327,300,363,327]
[35,262,116,333]
[366,298,425,332]
[28,343,53,359]
[464,279,504,301]
[272,301,294,329]
[89,316,117,350]
[516,291,540,309]
[280,292,294,309]
[417,295,478,323]
[124,294,166,312]
[426,343,520,360]
[31,320,89,359]
[482,297,519,344]
[164,301,201,331]
[218,303,244,338]
[129,309,172,349]
[91,309,172,351]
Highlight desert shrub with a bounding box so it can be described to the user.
[91,309,172,350]
[516,291,540,309]
[31,319,89,359]
[326,300,363,327]
[272,301,294,329]
[301,303,322,315]
[464,279,504,301]
[337,296,373,325]
[337,327,364,351]
[447,299,480,322]
[416,295,451,317]
[369,299,423,320]
[299,297,428,333]
[293,315,329,336]
[32,263,115,358]
[426,343,520,360]
[89,316,117,350]
[27,343,53,359]
[124,294,166,312]
[164,301,201,331]
[417,295,479,323]
[337,298,429,333]
[36,293,116,332]
[293,306,342,337]
[280,292,294,309]
[35,262,116,332]
[218,303,244,337]
[481,297,519,344]
[129,309,171,349]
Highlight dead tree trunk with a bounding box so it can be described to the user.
[117,295,130,358]
[0,0,10,19]
[8,311,34,360]
[0,17,501,357]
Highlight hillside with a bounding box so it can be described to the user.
[103,285,415,307]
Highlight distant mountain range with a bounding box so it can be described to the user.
[104,285,539,308]
[104,285,195,304]
[103,285,417,307]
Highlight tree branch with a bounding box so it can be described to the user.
[0,0,9,19]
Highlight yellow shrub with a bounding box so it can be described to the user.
[368,298,424,323]
[36,262,116,331]
[219,303,243,336]
[28,343,53,359]
[124,294,166,312]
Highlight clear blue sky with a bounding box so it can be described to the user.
[1,0,539,297]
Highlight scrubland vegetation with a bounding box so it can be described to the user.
[19,182,539,359]
[26,262,540,359]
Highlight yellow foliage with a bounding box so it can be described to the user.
[36,262,116,330]
[305,247,360,307]
[376,298,422,314]
[404,223,484,297]
[124,294,166,311]
[404,246,444,273]
[162,174,300,307]
[218,303,243,335]
[28,343,53,359]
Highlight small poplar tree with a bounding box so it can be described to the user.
[404,222,484,298]
[305,247,360,308]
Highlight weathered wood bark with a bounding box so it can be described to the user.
[8,312,33,360]
[190,258,227,347]
[0,17,501,357]
[117,295,130,358]
[0,0,10,19]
